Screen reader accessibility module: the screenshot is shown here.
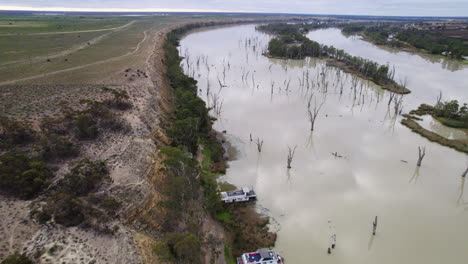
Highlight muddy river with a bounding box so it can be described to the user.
[179,25,468,264]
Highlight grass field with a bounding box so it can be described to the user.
[0,15,187,118]
[0,16,131,34]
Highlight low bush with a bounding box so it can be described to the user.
[0,152,52,199]
[38,134,79,160]
[58,158,108,196]
[1,254,34,264]
[0,118,36,149]
[154,233,201,264]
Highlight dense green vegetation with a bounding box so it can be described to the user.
[265,24,403,90]
[1,254,34,264]
[396,29,467,58]
[257,22,333,35]
[0,152,52,199]
[342,25,366,34]
[409,101,468,129]
[153,23,218,263]
[342,24,468,59]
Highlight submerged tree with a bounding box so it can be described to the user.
[417,146,426,167]
[308,98,325,131]
[256,138,264,153]
[286,145,297,169]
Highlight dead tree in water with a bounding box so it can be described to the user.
[287,146,297,169]
[256,138,264,153]
[393,95,404,115]
[462,165,467,178]
[387,91,397,106]
[436,91,443,106]
[417,146,426,166]
[308,98,325,131]
[372,216,378,235]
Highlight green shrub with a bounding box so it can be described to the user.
[173,234,201,262]
[34,207,52,224]
[100,197,121,214]
[48,192,84,227]
[1,254,34,264]
[0,152,52,199]
[74,114,98,139]
[0,118,35,149]
[155,233,201,263]
[153,242,174,262]
[38,134,79,160]
[58,158,108,196]
[101,87,132,110]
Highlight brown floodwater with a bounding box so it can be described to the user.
[179,24,468,264]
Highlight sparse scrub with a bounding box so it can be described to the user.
[38,134,79,160]
[1,254,34,264]
[58,158,108,196]
[0,117,36,149]
[0,152,52,199]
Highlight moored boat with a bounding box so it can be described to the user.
[237,248,284,264]
[220,187,257,203]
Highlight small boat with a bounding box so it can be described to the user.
[220,187,256,203]
[237,248,284,264]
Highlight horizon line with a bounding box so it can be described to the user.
[1,6,468,18]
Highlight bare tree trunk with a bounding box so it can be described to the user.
[417,146,426,166]
[372,216,378,236]
[436,90,443,106]
[462,165,468,178]
[308,97,325,131]
[388,92,396,106]
[287,145,297,169]
[256,138,264,153]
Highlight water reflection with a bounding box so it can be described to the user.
[409,166,421,183]
[457,176,465,205]
[180,24,468,264]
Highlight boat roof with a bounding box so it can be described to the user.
[224,187,255,197]
[226,189,245,197]
[258,248,272,259]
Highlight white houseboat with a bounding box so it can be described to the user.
[220,187,256,203]
[237,248,284,264]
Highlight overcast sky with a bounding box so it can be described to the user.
[1,0,468,17]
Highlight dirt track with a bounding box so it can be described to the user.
[0,20,136,37]
[0,29,149,86]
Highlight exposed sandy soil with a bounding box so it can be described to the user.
[0,20,170,264]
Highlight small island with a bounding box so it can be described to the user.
[258,23,411,94]
[402,100,468,153]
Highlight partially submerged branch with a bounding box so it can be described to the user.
[417,146,426,167]
[287,145,297,169]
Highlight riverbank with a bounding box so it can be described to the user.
[150,21,280,264]
[356,31,468,64]
[400,103,468,153]
[401,118,468,153]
